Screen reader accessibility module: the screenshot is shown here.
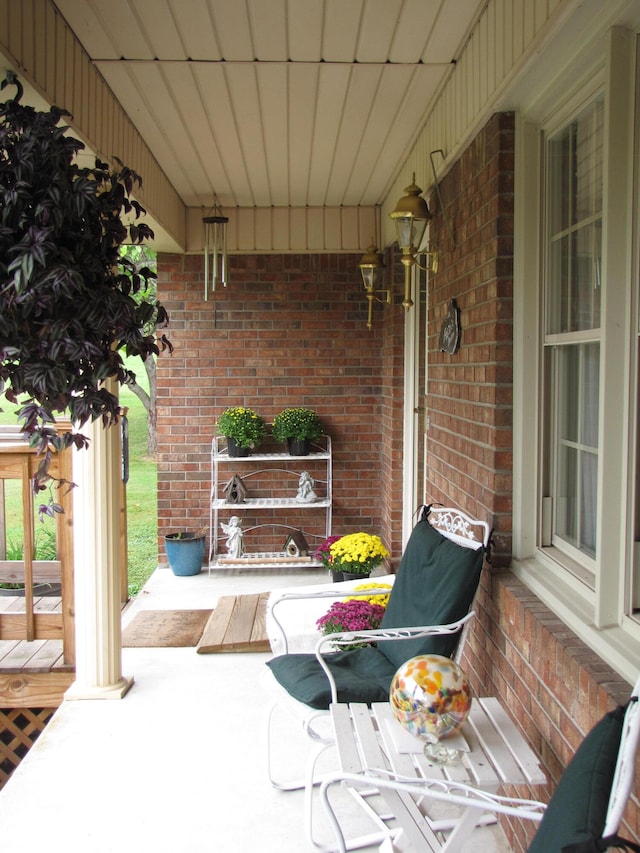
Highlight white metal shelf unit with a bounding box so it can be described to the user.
[209,435,332,570]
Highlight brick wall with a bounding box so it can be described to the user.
[426,112,514,567]
[155,252,406,567]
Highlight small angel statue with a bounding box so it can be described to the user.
[221,515,244,558]
[296,470,318,503]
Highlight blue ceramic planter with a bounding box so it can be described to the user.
[165,533,205,576]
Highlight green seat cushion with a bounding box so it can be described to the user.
[527,704,625,853]
[267,645,397,710]
[266,516,485,711]
[377,517,485,668]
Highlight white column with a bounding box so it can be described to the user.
[65,412,133,700]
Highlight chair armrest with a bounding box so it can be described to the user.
[267,577,396,655]
[314,611,475,704]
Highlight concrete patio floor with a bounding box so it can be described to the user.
[0,566,512,853]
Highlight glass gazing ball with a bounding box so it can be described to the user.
[389,654,472,741]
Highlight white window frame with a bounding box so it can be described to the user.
[543,95,604,582]
[512,27,640,684]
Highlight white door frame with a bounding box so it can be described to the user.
[401,264,425,546]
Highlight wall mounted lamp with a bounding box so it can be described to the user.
[389,174,439,309]
[203,202,229,298]
[359,243,390,330]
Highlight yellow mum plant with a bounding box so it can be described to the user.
[329,532,390,576]
[343,582,393,608]
[216,406,266,448]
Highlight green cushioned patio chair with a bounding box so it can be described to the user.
[261,504,490,832]
[526,680,640,853]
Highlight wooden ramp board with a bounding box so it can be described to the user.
[197,592,270,654]
[122,609,213,648]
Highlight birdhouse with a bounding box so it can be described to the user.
[223,474,247,504]
[283,530,309,557]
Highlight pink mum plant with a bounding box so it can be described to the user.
[316,598,386,649]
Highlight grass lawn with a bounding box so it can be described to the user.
[119,364,158,596]
[0,357,158,598]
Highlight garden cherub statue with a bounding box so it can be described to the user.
[296,470,318,503]
[221,515,244,558]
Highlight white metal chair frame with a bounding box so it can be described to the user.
[267,505,490,658]
[314,614,475,706]
[603,685,640,840]
[262,507,491,849]
[318,675,640,853]
[268,578,397,657]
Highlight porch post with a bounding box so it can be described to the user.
[65,409,133,700]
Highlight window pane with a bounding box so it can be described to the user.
[574,101,604,222]
[554,343,599,558]
[581,452,598,556]
[547,99,603,334]
[581,343,600,447]
[549,126,572,234]
[558,345,579,442]
[556,442,578,543]
[549,235,570,332]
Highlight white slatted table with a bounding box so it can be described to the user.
[324,699,546,852]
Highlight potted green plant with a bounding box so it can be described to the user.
[164,531,205,576]
[216,406,267,456]
[328,532,390,580]
[272,407,323,456]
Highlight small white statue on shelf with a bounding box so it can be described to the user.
[296,470,318,503]
[221,515,244,558]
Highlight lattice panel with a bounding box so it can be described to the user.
[0,707,55,789]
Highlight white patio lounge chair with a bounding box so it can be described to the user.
[261,505,490,846]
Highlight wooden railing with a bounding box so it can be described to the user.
[0,427,75,706]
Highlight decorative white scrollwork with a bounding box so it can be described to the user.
[431,511,476,542]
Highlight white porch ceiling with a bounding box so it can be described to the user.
[52,0,485,211]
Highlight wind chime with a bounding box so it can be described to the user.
[203,201,229,299]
